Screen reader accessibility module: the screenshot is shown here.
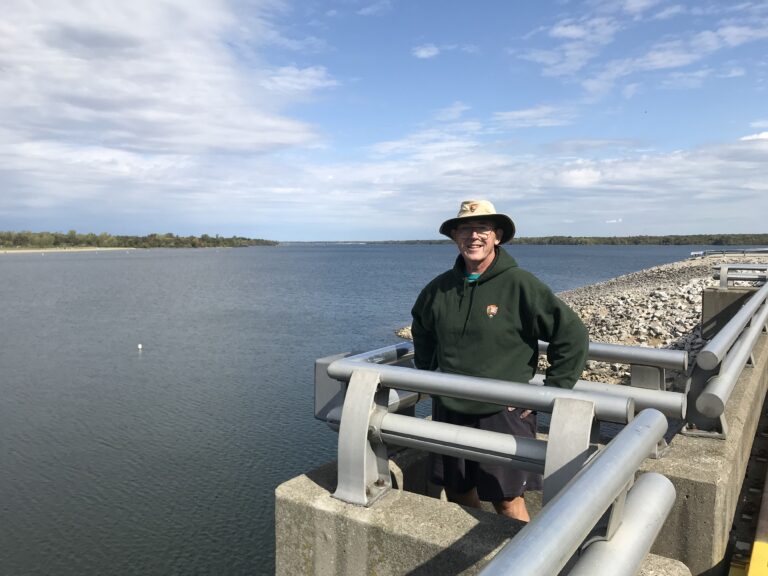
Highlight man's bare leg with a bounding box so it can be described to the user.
[445,487,482,509]
[493,496,530,521]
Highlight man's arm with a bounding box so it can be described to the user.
[411,288,438,371]
[534,290,589,389]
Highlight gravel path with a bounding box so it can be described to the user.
[397,253,768,386]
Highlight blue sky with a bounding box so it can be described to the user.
[1,0,767,241]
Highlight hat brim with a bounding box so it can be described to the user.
[439,214,516,244]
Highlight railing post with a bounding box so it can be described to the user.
[332,369,392,506]
[543,398,597,504]
[630,364,666,390]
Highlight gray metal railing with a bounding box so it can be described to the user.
[697,281,768,371]
[554,472,676,576]
[691,248,768,258]
[319,347,676,573]
[327,354,635,424]
[713,263,768,287]
[320,341,687,422]
[478,409,670,576]
[539,340,687,371]
[696,297,768,418]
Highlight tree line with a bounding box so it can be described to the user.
[510,234,768,245]
[0,231,277,249]
[334,234,768,246]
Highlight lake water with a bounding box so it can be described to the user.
[0,244,716,575]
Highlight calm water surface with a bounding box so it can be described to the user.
[0,244,714,575]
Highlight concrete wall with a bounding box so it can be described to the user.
[275,457,523,576]
[275,454,692,576]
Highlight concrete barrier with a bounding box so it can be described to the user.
[275,450,691,576]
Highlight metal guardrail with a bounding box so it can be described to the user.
[696,291,768,419]
[698,281,768,371]
[327,353,634,424]
[713,264,768,288]
[558,472,677,576]
[691,248,768,258]
[539,340,687,371]
[478,409,671,576]
[318,341,687,423]
[680,270,768,436]
[318,343,677,573]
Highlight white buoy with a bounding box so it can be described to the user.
[137,343,143,351]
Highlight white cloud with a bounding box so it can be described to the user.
[661,68,712,89]
[720,67,746,78]
[357,1,392,16]
[0,0,321,156]
[412,43,479,60]
[521,3,768,101]
[494,105,575,128]
[261,66,338,94]
[435,101,471,122]
[622,0,662,16]
[412,44,440,59]
[605,217,623,224]
[622,82,641,98]
[653,5,686,20]
[741,132,768,141]
[560,166,602,187]
[519,16,620,76]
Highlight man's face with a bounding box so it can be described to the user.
[450,220,502,270]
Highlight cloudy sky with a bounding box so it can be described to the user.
[2,0,767,241]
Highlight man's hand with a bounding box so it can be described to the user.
[507,406,532,419]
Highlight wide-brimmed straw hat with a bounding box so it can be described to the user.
[439,200,516,244]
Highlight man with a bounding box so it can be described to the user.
[411,199,589,521]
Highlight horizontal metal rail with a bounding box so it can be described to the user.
[327,360,635,424]
[692,248,768,257]
[696,300,768,417]
[538,340,687,371]
[345,339,687,372]
[568,472,677,576]
[478,409,668,576]
[714,273,768,282]
[375,412,547,473]
[529,375,686,419]
[323,388,423,429]
[712,264,768,272]
[329,342,686,420]
[697,281,768,370]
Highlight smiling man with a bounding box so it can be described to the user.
[411,199,589,521]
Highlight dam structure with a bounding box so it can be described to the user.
[276,259,768,575]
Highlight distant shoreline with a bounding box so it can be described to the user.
[283,234,768,246]
[1,247,134,255]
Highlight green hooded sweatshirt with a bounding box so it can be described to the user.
[411,247,589,414]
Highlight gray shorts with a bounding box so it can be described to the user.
[430,399,542,502]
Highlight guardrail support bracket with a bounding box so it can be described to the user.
[543,398,597,504]
[332,369,391,506]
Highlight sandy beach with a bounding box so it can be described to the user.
[0,247,134,255]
